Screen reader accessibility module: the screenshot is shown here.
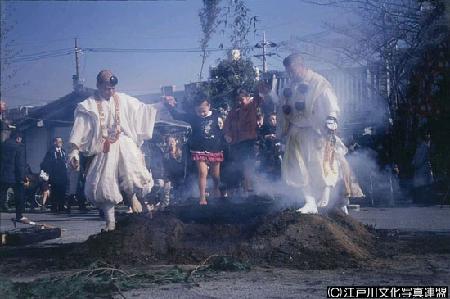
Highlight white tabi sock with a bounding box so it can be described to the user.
[317,186,332,208]
[102,204,116,231]
[297,190,318,214]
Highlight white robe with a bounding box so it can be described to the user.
[69,92,157,206]
[279,69,341,193]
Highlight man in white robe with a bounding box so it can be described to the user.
[68,70,157,230]
[278,54,347,214]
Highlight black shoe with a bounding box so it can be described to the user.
[57,204,65,213]
[11,217,36,227]
[79,205,89,212]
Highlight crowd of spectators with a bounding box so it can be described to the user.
[0,76,442,220]
[161,83,282,205]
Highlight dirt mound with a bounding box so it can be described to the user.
[245,210,375,268]
[77,209,376,269]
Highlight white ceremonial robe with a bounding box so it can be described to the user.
[69,92,157,207]
[279,69,340,195]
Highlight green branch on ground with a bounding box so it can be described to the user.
[0,256,250,298]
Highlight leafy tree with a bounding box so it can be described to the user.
[199,0,221,80]
[197,0,258,80]
[208,57,257,109]
[297,0,449,179]
[227,0,258,56]
[298,0,447,114]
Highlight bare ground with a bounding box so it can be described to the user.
[1,208,450,298]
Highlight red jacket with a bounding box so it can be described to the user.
[223,95,262,145]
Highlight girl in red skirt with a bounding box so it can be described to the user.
[165,91,224,205]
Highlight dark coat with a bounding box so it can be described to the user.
[40,147,68,186]
[0,138,26,184]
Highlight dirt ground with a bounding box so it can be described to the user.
[72,210,375,269]
[1,206,450,298]
[116,256,450,299]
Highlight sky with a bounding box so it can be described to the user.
[1,0,345,108]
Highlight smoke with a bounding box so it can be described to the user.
[339,91,391,141]
[345,148,403,206]
[251,146,404,208]
[252,175,302,209]
[144,60,397,208]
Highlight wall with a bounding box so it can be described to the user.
[24,126,73,173]
[25,127,50,173]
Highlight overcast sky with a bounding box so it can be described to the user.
[1,0,345,107]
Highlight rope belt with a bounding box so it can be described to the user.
[96,93,121,153]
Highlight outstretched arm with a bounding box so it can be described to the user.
[163,96,191,123]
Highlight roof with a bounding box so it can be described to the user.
[135,90,185,104]
[18,88,96,130]
[17,88,191,132]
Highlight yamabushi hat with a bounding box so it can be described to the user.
[96,70,118,86]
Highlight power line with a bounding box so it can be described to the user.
[8,44,277,65]
[7,38,74,48]
[73,38,82,91]
[15,45,255,57]
[10,52,73,63]
[6,46,251,64]
[83,46,253,53]
[10,48,73,63]
[81,49,88,77]
[254,32,278,73]
[12,48,73,58]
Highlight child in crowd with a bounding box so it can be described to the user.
[223,88,262,194]
[162,135,185,205]
[262,113,277,139]
[260,113,282,179]
[39,170,51,210]
[165,91,224,205]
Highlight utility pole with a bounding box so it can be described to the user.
[73,38,82,92]
[254,32,277,73]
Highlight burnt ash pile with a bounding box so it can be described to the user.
[78,198,376,270]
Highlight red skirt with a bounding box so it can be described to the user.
[191,151,224,162]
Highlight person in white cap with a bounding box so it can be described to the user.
[278,53,348,214]
[68,70,157,231]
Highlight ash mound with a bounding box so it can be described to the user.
[78,209,375,269]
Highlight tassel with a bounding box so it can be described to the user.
[103,139,110,153]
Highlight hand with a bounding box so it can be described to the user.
[23,179,30,188]
[224,135,232,143]
[0,100,6,113]
[163,96,176,108]
[68,147,80,170]
[325,117,338,132]
[70,156,79,170]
